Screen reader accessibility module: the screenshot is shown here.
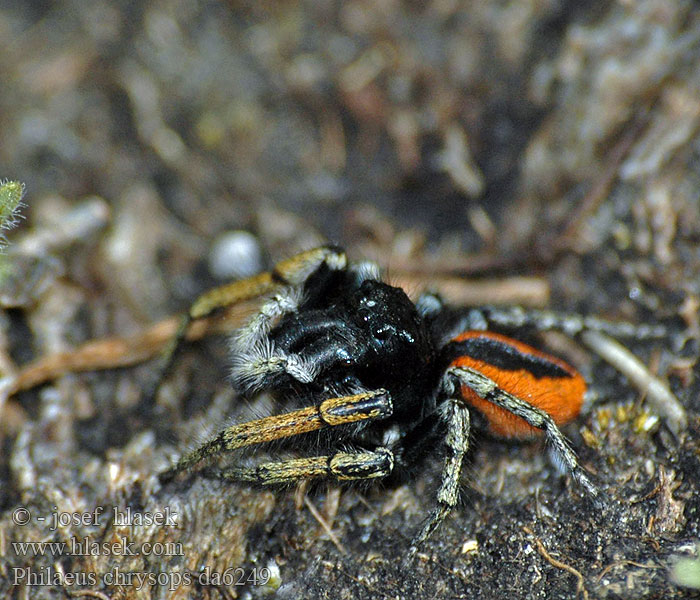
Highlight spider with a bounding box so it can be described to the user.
[158,245,662,551]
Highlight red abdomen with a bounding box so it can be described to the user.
[447,331,585,439]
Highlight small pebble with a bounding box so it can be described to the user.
[208,230,263,280]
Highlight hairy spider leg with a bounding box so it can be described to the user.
[403,330,597,554]
[447,364,597,496]
[444,331,585,438]
[191,245,348,321]
[409,398,470,553]
[231,311,375,392]
[444,331,596,498]
[150,246,348,402]
[230,250,376,391]
[159,389,392,483]
[216,448,394,485]
[444,305,668,344]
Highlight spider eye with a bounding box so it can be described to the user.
[357,308,372,322]
[372,325,392,341]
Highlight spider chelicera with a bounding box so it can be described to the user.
[158,245,657,551]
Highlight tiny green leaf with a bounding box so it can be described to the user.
[0,180,25,234]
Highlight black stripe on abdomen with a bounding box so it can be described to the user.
[441,335,572,379]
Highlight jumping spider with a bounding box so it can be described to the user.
[159,245,664,551]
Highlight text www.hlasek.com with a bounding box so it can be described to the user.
[13,536,183,558]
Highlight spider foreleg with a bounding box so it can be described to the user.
[231,335,320,391]
[190,245,347,321]
[159,389,391,483]
[215,448,394,485]
[232,288,304,351]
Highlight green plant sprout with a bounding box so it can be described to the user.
[0,179,26,285]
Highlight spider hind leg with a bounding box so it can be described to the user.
[409,398,471,553]
[448,365,599,498]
